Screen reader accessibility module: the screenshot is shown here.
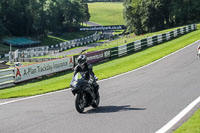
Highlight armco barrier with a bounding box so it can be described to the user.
[110,47,118,58]
[1,32,102,60]
[115,24,197,57]
[77,24,197,64]
[0,68,15,89]
[0,24,197,89]
[127,42,134,54]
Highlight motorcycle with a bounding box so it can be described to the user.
[197,47,200,58]
[70,74,100,113]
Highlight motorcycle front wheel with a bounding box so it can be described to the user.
[75,93,85,113]
[91,90,100,108]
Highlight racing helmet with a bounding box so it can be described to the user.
[77,55,87,66]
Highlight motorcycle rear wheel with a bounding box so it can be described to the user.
[75,93,85,113]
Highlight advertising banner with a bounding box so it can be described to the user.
[157,34,162,43]
[175,30,179,37]
[186,26,189,32]
[166,32,170,40]
[74,50,110,66]
[103,49,111,59]
[189,25,192,30]
[118,45,127,57]
[79,25,126,31]
[134,40,141,51]
[180,28,184,34]
[85,51,104,64]
[147,37,153,47]
[15,57,74,83]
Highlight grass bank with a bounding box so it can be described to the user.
[88,2,125,25]
[0,28,200,99]
[174,109,200,133]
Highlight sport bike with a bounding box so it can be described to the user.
[70,74,100,113]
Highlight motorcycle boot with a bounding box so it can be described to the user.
[84,84,96,103]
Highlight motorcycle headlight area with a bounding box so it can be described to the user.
[71,81,78,88]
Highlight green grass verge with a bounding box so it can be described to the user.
[88,2,125,25]
[0,28,200,99]
[174,109,200,133]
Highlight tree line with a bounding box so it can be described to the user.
[0,0,90,37]
[123,0,200,35]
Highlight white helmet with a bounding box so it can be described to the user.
[77,55,87,67]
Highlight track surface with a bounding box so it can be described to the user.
[1,41,200,133]
[51,41,107,56]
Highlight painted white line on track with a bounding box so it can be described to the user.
[0,40,200,110]
[0,89,67,106]
[155,96,200,133]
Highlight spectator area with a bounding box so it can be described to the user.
[3,38,41,47]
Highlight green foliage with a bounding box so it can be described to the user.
[123,0,200,35]
[0,0,90,36]
[0,21,10,37]
[123,0,142,34]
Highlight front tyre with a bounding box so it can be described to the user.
[91,91,100,108]
[75,93,85,113]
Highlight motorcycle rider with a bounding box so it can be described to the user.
[197,45,200,58]
[71,54,99,102]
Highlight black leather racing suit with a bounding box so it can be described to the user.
[73,63,99,99]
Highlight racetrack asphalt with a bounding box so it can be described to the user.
[51,40,108,57]
[0,41,200,133]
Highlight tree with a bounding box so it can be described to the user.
[123,0,200,34]
[123,0,143,34]
[0,0,90,36]
[82,3,90,25]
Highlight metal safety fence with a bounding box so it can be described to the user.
[0,68,15,89]
[0,24,197,89]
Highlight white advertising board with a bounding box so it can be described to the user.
[174,30,177,37]
[134,40,141,51]
[147,37,153,47]
[15,57,74,83]
[118,45,127,57]
[157,34,162,43]
[166,32,170,40]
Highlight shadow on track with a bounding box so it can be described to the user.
[85,105,146,114]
